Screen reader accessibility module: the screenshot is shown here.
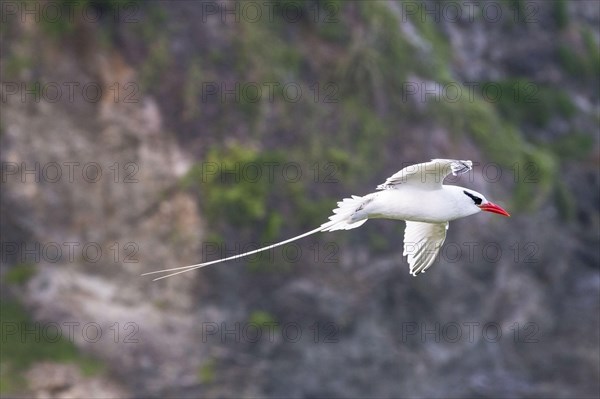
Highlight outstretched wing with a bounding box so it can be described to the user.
[403,221,448,276]
[377,159,472,190]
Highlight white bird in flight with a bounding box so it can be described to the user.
[143,159,509,281]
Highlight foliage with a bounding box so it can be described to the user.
[181,144,328,242]
[4,263,37,286]
[178,0,585,219]
[248,310,278,327]
[140,36,170,93]
[197,358,216,385]
[430,83,561,211]
[558,27,600,81]
[550,132,594,160]
[336,3,418,104]
[402,2,453,82]
[553,179,576,221]
[491,80,576,128]
[182,58,205,121]
[4,55,32,80]
[38,0,137,37]
[182,145,274,226]
[553,0,569,30]
[514,147,557,210]
[234,14,303,80]
[0,300,104,394]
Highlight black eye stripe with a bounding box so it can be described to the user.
[463,190,482,205]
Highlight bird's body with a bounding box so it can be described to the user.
[143,159,509,280]
[356,186,481,224]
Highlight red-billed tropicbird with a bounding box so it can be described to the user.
[143,159,509,280]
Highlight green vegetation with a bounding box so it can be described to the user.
[558,27,600,80]
[429,83,561,211]
[514,147,557,210]
[403,3,453,82]
[37,0,138,37]
[181,145,280,229]
[2,0,597,395]
[491,80,576,128]
[234,14,303,81]
[182,146,306,243]
[139,36,170,93]
[553,0,569,30]
[0,300,104,394]
[4,263,37,286]
[197,358,216,385]
[550,132,594,160]
[338,3,418,103]
[366,229,395,253]
[38,0,79,37]
[180,143,346,272]
[582,27,600,75]
[183,58,205,121]
[248,310,278,327]
[503,0,525,19]
[554,180,576,221]
[4,55,32,80]
[181,144,343,234]
[134,3,168,42]
[176,0,589,226]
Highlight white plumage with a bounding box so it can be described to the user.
[143,159,509,280]
[403,221,448,276]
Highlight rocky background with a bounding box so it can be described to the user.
[1,1,598,398]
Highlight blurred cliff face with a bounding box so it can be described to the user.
[1,1,598,397]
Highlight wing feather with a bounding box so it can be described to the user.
[403,221,448,276]
[377,159,472,190]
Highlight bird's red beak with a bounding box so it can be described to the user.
[479,202,510,217]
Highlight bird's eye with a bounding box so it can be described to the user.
[463,191,482,205]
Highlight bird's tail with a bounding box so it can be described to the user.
[142,195,368,281]
[321,195,369,231]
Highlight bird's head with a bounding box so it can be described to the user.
[462,189,510,217]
